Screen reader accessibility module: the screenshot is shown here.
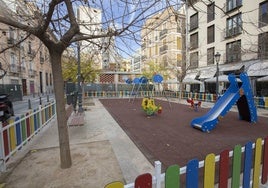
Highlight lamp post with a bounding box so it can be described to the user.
[215,52,221,95]
[77,42,83,113]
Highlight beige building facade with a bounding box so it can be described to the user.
[141,6,186,87]
[0,23,53,97]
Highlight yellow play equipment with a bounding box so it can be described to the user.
[141,98,162,116]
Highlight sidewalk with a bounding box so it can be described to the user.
[0,98,154,188]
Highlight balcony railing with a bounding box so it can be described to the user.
[159,45,168,54]
[10,64,18,73]
[159,29,168,39]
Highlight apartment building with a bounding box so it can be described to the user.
[141,6,186,86]
[186,0,268,96]
[0,5,53,98]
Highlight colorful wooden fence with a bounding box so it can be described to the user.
[86,91,267,109]
[106,136,268,188]
[0,101,56,171]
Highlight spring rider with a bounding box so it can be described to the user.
[141,98,162,116]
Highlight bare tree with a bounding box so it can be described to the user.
[0,0,178,168]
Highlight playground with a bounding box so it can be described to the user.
[99,98,268,170]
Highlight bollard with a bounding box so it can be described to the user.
[39,97,42,105]
[28,99,32,109]
[47,95,49,102]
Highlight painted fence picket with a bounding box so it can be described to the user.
[165,164,180,188]
[15,117,22,147]
[104,181,124,188]
[108,136,268,188]
[0,102,56,171]
[186,159,199,188]
[34,109,38,131]
[21,114,27,142]
[219,149,229,188]
[204,153,215,188]
[134,173,152,188]
[262,136,268,184]
[8,119,16,152]
[243,141,253,188]
[26,112,30,138]
[2,122,9,157]
[253,138,262,188]
[30,110,34,135]
[231,145,242,188]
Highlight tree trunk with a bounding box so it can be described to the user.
[50,51,72,169]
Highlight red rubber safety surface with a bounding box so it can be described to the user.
[99,98,268,170]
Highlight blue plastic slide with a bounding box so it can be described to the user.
[191,73,257,132]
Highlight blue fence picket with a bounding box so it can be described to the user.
[15,116,22,147]
[243,141,253,188]
[186,159,199,188]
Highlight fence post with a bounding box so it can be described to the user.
[155,161,162,188]
[0,122,6,171]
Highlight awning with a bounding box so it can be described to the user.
[219,62,244,72]
[182,72,202,84]
[247,61,268,76]
[182,78,202,84]
[257,76,268,82]
[204,75,241,83]
[199,68,216,79]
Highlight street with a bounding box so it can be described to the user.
[13,94,55,116]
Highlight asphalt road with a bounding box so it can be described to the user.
[13,95,55,116]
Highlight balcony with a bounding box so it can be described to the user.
[159,29,168,39]
[10,64,18,73]
[160,45,168,54]
[40,57,45,63]
[29,69,36,77]
[224,27,242,39]
[18,65,26,73]
[7,38,15,45]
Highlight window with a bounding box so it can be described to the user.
[226,40,241,63]
[258,32,268,59]
[207,47,215,65]
[207,25,215,44]
[190,52,198,68]
[10,52,16,65]
[28,41,32,54]
[259,1,268,28]
[190,13,198,31]
[46,73,49,86]
[207,3,215,23]
[226,13,242,38]
[190,32,198,50]
[226,0,242,12]
[177,37,182,49]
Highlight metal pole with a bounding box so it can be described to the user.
[77,42,83,113]
[216,62,219,95]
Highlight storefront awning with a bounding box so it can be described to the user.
[219,62,244,72]
[247,61,268,76]
[199,68,216,79]
[204,75,241,83]
[182,72,202,84]
[257,76,268,82]
[182,78,202,84]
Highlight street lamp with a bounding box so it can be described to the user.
[77,42,83,113]
[215,52,221,95]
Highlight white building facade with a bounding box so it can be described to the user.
[185,0,268,96]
